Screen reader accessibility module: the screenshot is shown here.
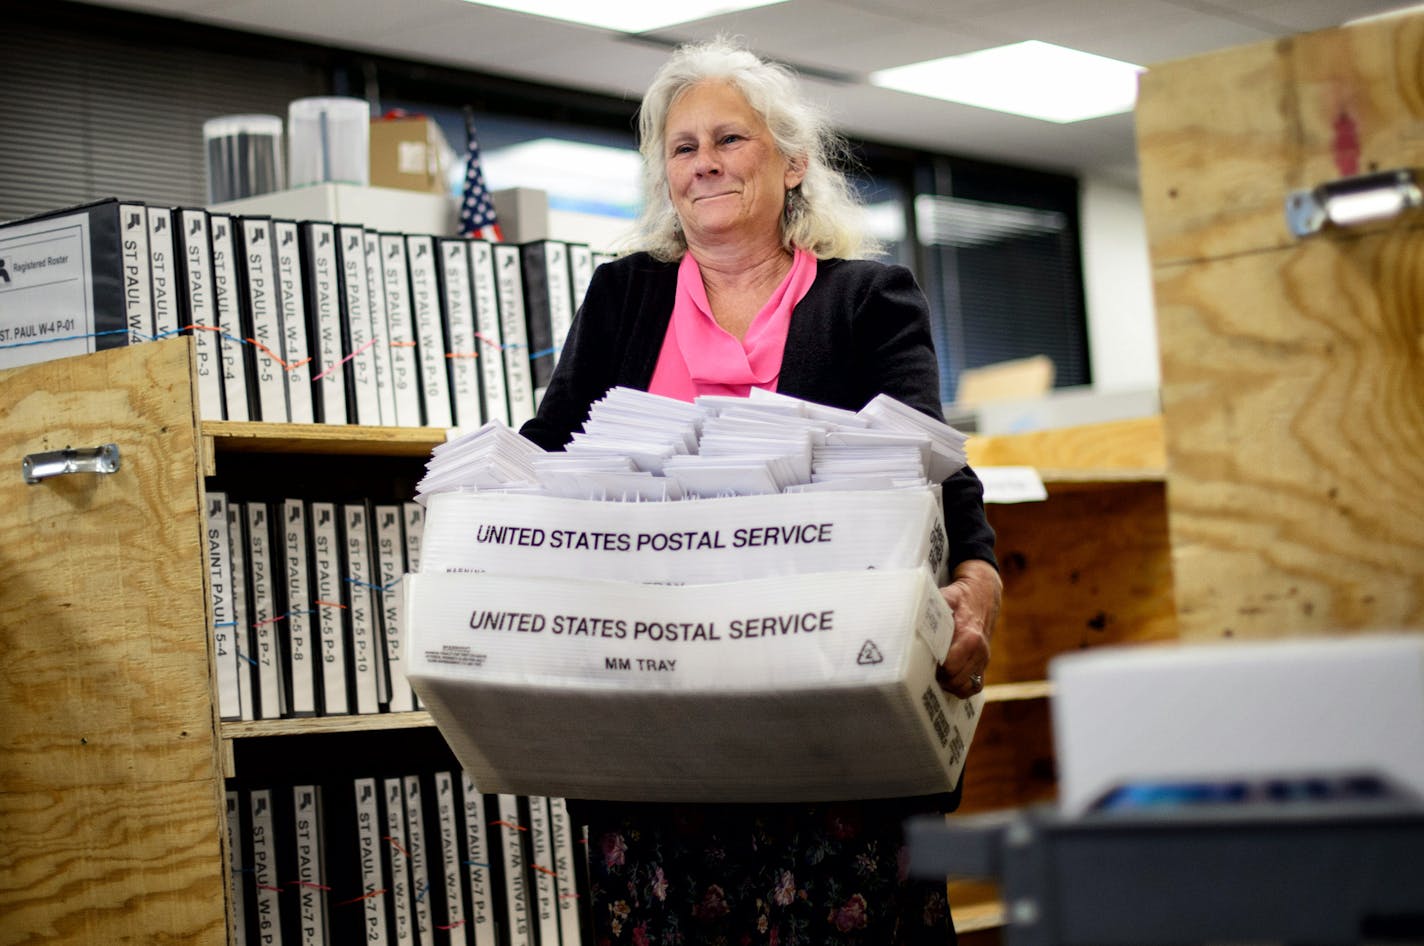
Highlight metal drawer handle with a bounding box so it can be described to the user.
[1286,168,1423,237]
[22,444,121,484]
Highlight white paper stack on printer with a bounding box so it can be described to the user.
[406,387,982,802]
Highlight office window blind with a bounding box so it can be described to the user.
[0,22,325,222]
[916,192,1089,401]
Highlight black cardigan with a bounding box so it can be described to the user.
[521,251,997,571]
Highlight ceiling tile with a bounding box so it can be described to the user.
[780,27,996,76]
[646,0,994,73]
[1233,0,1418,32]
[178,0,458,44]
[856,0,1044,28]
[804,73,1137,173]
[374,5,595,67]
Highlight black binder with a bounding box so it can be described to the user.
[0,198,129,369]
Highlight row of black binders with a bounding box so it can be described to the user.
[0,198,609,427]
[229,775,586,946]
[207,491,424,722]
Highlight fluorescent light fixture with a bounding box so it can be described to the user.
[870,41,1143,124]
[479,138,643,213]
[458,0,790,33]
[863,200,907,244]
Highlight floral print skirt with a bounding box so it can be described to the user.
[571,798,957,946]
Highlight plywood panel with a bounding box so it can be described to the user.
[1137,13,1424,266]
[1154,230,1424,641]
[0,339,227,945]
[0,782,226,946]
[0,338,215,791]
[959,697,1056,815]
[985,481,1178,683]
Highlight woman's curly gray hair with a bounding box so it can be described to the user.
[619,37,877,262]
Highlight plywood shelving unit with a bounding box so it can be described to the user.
[1,337,1182,943]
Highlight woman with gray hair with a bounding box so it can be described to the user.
[522,35,1000,945]
[625,37,871,262]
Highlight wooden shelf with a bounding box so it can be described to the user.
[947,879,1007,932]
[204,415,1168,469]
[217,712,438,779]
[950,899,1007,933]
[220,685,1050,743]
[204,419,445,456]
[966,415,1165,478]
[218,683,1049,745]
[216,685,1053,781]
[1038,468,1165,486]
[222,709,435,741]
[984,680,1053,702]
[204,417,1167,478]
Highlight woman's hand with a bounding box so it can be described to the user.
[936,558,1003,699]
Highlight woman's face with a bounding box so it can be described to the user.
[663,80,804,250]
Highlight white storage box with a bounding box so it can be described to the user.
[1051,634,1424,816]
[209,182,457,234]
[406,567,981,802]
[418,487,949,585]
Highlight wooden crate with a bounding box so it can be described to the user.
[1137,11,1424,642]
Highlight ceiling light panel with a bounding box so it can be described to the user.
[870,41,1144,123]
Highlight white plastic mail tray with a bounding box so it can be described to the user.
[407,566,982,802]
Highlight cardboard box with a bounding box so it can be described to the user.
[491,187,550,243]
[369,116,451,194]
[406,567,982,802]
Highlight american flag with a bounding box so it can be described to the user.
[459,120,504,242]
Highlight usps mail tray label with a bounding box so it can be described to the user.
[418,487,948,584]
[406,567,952,691]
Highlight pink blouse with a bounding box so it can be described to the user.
[647,248,817,401]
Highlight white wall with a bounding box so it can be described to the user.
[1079,176,1159,392]
[548,208,635,252]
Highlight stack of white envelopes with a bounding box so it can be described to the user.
[406,389,982,802]
[415,386,969,503]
